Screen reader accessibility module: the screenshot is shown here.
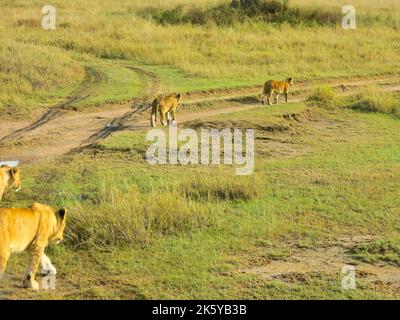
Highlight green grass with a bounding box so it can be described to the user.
[307,85,337,109]
[2,98,400,299]
[136,62,254,93]
[342,88,400,118]
[1,0,400,118]
[69,58,146,110]
[0,41,85,117]
[1,0,400,300]
[350,238,400,266]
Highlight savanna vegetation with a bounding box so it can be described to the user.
[0,0,399,116]
[0,0,399,300]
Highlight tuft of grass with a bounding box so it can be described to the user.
[180,174,264,201]
[66,180,219,249]
[307,85,337,109]
[349,238,400,266]
[343,88,399,117]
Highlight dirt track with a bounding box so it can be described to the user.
[0,74,399,299]
[0,74,399,164]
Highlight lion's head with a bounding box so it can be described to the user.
[50,207,67,244]
[2,166,21,192]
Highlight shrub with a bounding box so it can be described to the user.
[152,4,185,25]
[180,174,264,202]
[149,0,340,27]
[307,85,337,109]
[344,87,399,116]
[67,183,218,249]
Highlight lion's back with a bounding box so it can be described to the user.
[264,80,288,93]
[0,204,54,251]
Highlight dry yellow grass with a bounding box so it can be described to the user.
[0,39,84,116]
[1,0,399,114]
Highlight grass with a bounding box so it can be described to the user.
[148,0,343,27]
[68,183,220,249]
[1,0,400,117]
[308,85,400,118]
[179,174,264,201]
[1,0,400,300]
[0,40,85,117]
[67,59,145,110]
[307,85,337,109]
[342,87,400,117]
[2,97,400,299]
[350,238,400,266]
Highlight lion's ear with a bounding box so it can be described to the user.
[57,207,67,220]
[177,93,182,100]
[9,167,19,178]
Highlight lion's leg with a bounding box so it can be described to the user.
[23,245,44,291]
[0,239,9,278]
[151,113,157,127]
[151,105,158,127]
[40,254,57,276]
[0,185,4,201]
[267,93,273,106]
[0,252,9,278]
[275,94,279,105]
[167,111,172,125]
[160,111,168,126]
[285,92,288,103]
[170,109,177,125]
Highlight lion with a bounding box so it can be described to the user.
[150,94,182,127]
[260,78,293,105]
[0,203,67,290]
[0,165,21,201]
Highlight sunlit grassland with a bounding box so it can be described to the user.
[3,96,400,298]
[0,40,85,117]
[0,0,399,117]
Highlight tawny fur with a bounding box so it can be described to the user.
[260,78,293,105]
[0,203,67,290]
[150,94,182,127]
[0,165,21,201]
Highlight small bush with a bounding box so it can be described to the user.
[344,87,399,117]
[149,0,340,27]
[67,183,217,249]
[180,174,264,201]
[307,85,337,109]
[152,4,185,25]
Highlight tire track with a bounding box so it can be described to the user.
[0,74,398,164]
[81,64,162,145]
[81,74,400,147]
[0,66,103,143]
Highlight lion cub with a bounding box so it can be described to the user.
[0,203,67,290]
[260,78,293,105]
[150,94,182,127]
[0,165,21,201]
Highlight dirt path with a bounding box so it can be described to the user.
[0,74,399,164]
[0,67,104,143]
[0,74,399,299]
[243,235,400,295]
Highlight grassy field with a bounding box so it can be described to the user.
[1,0,399,116]
[2,88,400,299]
[0,0,399,300]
